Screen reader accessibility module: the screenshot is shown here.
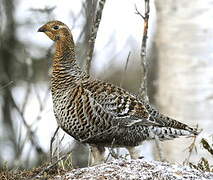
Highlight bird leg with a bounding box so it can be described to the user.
[89,145,105,166]
[127,146,140,159]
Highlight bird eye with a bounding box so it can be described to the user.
[53,25,59,30]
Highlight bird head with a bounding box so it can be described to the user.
[38,20,71,41]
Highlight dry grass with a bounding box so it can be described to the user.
[0,162,67,180]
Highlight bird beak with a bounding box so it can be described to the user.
[37,26,47,32]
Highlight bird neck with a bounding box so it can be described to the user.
[54,36,76,68]
[51,35,88,91]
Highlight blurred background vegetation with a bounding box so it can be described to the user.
[0,0,213,171]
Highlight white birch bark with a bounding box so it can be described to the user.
[154,0,213,163]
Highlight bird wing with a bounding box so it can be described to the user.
[82,79,198,134]
[82,80,163,127]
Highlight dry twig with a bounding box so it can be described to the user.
[183,135,198,165]
[31,151,72,180]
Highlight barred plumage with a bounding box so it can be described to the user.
[38,21,198,164]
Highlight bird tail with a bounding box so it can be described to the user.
[143,104,199,139]
[148,125,199,141]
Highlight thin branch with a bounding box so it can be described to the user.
[85,0,106,74]
[183,135,198,165]
[50,126,60,162]
[0,81,13,90]
[120,51,131,87]
[21,82,31,113]
[53,133,66,160]
[135,0,150,103]
[105,138,119,163]
[10,95,45,155]
[135,5,145,19]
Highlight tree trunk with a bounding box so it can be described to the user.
[154,0,213,163]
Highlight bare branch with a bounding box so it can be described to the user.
[85,0,106,74]
[120,51,131,87]
[10,95,45,156]
[50,126,60,162]
[21,82,31,113]
[135,5,145,19]
[183,128,199,165]
[0,81,13,90]
[53,133,66,160]
[105,138,119,163]
[135,0,150,102]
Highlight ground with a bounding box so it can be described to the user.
[1,158,213,179]
[55,159,213,180]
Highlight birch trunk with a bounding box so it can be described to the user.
[154,0,213,163]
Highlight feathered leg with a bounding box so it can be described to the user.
[89,145,105,165]
[127,146,140,159]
